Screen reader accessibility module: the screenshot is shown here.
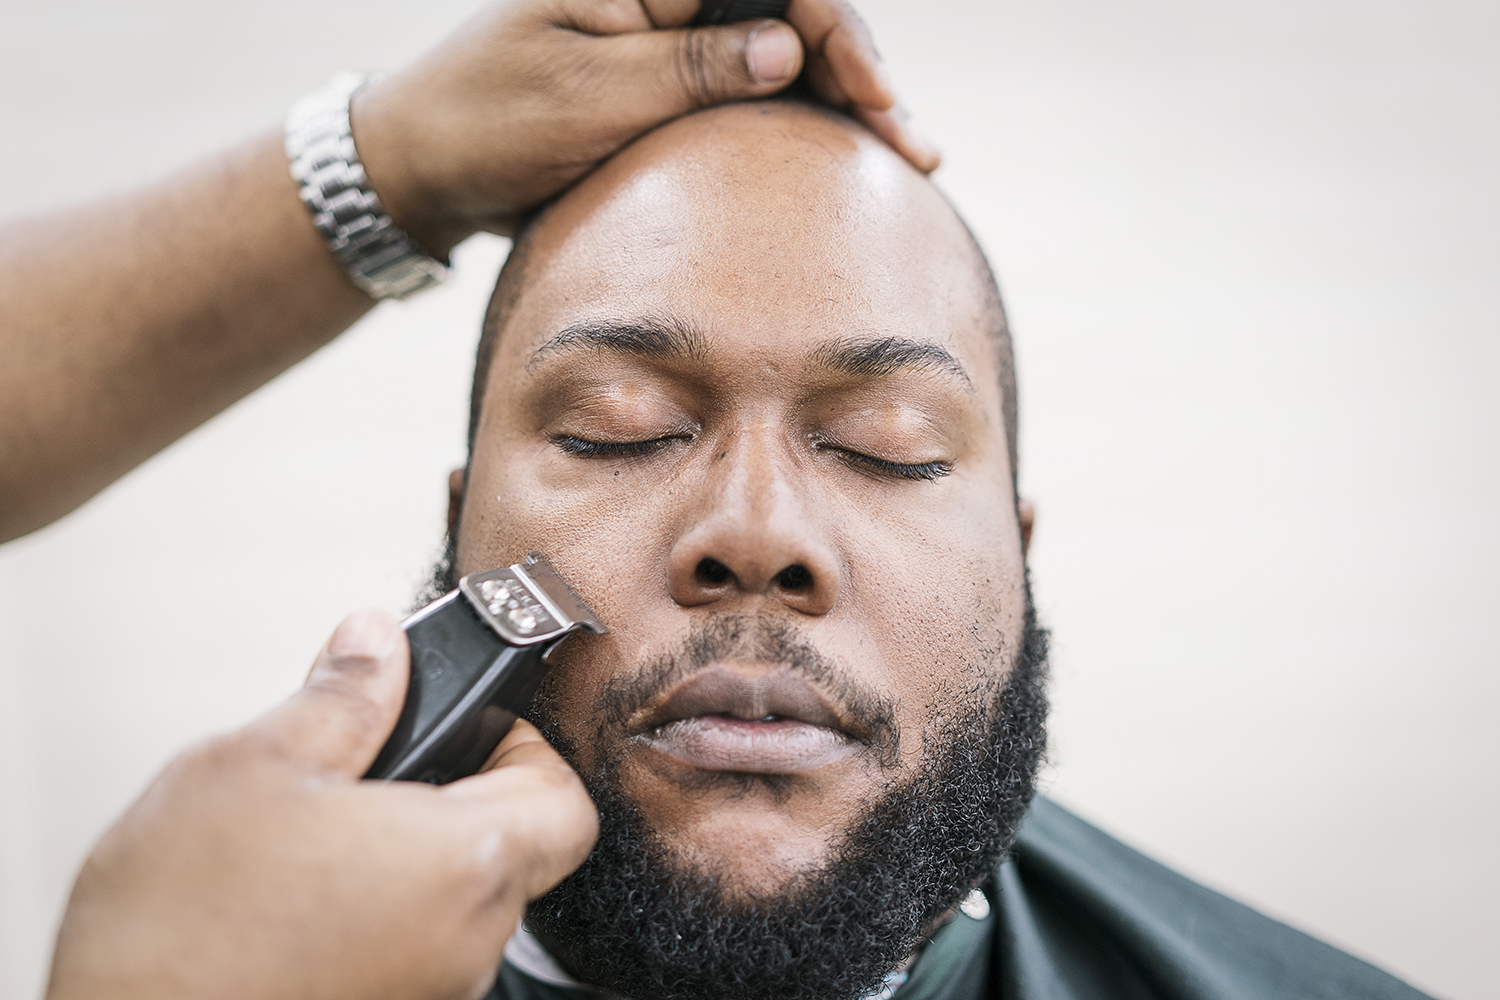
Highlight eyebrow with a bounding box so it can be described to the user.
[527,319,971,390]
[528,318,707,370]
[808,336,973,389]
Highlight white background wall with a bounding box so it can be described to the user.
[1,1,1494,998]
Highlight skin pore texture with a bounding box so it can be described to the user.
[449,101,1046,999]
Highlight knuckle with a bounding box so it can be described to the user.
[552,45,609,104]
[304,678,386,735]
[331,685,387,733]
[674,28,718,108]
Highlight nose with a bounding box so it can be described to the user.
[667,437,842,616]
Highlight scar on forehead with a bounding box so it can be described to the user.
[527,318,973,391]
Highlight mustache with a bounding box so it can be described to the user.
[591,615,901,758]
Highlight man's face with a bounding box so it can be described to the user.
[456,102,1030,942]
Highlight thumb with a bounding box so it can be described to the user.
[248,609,411,777]
[607,18,804,122]
[445,721,600,901]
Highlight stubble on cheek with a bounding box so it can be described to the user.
[836,543,1025,770]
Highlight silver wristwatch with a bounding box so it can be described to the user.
[285,72,448,301]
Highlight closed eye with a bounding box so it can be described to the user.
[820,445,952,482]
[552,434,690,459]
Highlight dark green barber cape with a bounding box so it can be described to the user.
[484,796,1433,1000]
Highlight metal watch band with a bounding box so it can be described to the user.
[285,72,448,301]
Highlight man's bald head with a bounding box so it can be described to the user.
[467,100,1017,487]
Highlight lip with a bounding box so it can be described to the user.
[631,666,867,774]
[643,716,857,773]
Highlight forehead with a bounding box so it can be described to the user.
[495,103,1000,398]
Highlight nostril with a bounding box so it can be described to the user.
[696,558,732,586]
[775,564,813,591]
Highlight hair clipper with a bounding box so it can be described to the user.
[364,554,606,784]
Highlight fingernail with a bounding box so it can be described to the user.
[747,24,799,85]
[896,107,942,168]
[328,609,397,660]
[873,59,898,104]
[909,121,941,163]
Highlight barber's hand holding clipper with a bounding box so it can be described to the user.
[46,611,597,1000]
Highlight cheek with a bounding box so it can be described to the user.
[527,634,615,770]
[460,433,678,586]
[835,488,1025,752]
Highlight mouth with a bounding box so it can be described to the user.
[630,665,870,774]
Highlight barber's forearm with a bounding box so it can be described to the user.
[0,131,371,543]
[0,0,932,546]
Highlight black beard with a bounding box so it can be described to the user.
[523,595,1050,1000]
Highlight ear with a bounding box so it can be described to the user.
[447,468,466,538]
[1018,498,1035,557]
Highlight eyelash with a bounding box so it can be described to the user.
[554,435,952,483]
[824,448,953,482]
[552,434,686,459]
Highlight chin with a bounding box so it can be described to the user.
[624,768,871,889]
[661,798,846,893]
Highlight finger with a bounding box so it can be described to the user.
[445,725,600,900]
[249,609,411,777]
[785,0,894,110]
[782,0,940,171]
[553,0,655,35]
[475,718,551,774]
[821,18,895,109]
[802,56,850,108]
[602,18,804,123]
[853,103,941,174]
[639,0,702,29]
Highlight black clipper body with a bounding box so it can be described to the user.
[364,554,606,784]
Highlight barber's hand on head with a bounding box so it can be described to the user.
[354,0,939,253]
[45,611,598,1000]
